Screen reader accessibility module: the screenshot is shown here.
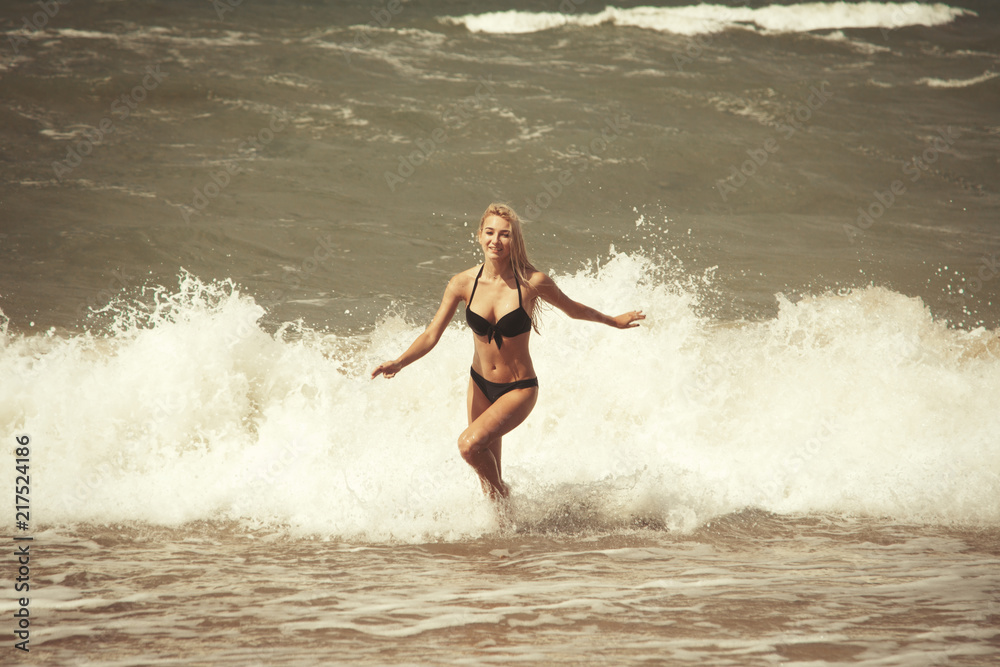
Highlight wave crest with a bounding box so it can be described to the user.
[2,254,998,541]
[441,3,973,36]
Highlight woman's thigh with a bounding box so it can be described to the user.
[466,384,538,443]
[468,378,492,425]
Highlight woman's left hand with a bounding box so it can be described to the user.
[612,311,645,329]
[371,360,403,379]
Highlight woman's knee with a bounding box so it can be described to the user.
[457,428,486,461]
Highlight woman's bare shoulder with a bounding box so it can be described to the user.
[525,268,554,290]
[447,265,483,299]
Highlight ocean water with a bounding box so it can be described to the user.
[1,1,999,664]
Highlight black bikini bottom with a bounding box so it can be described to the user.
[470,367,538,404]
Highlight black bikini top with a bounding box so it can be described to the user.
[465,264,532,349]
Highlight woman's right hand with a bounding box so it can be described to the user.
[371,360,402,379]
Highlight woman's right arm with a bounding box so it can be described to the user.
[371,274,465,379]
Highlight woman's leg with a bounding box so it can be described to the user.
[465,380,498,496]
[461,379,538,499]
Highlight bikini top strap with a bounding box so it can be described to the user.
[468,264,485,306]
[514,269,522,306]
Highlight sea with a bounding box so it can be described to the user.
[1,0,999,664]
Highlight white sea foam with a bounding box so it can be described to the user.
[441,3,973,36]
[815,29,892,54]
[52,27,261,48]
[916,70,1000,88]
[2,255,998,542]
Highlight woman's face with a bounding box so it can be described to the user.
[479,215,513,263]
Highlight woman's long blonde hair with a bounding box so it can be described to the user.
[479,203,542,332]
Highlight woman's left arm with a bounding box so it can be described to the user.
[533,273,644,329]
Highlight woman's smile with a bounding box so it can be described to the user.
[480,215,513,259]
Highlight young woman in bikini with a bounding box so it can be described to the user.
[371,203,644,499]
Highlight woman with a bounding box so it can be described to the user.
[371,203,644,499]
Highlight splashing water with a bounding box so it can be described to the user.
[2,253,998,542]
